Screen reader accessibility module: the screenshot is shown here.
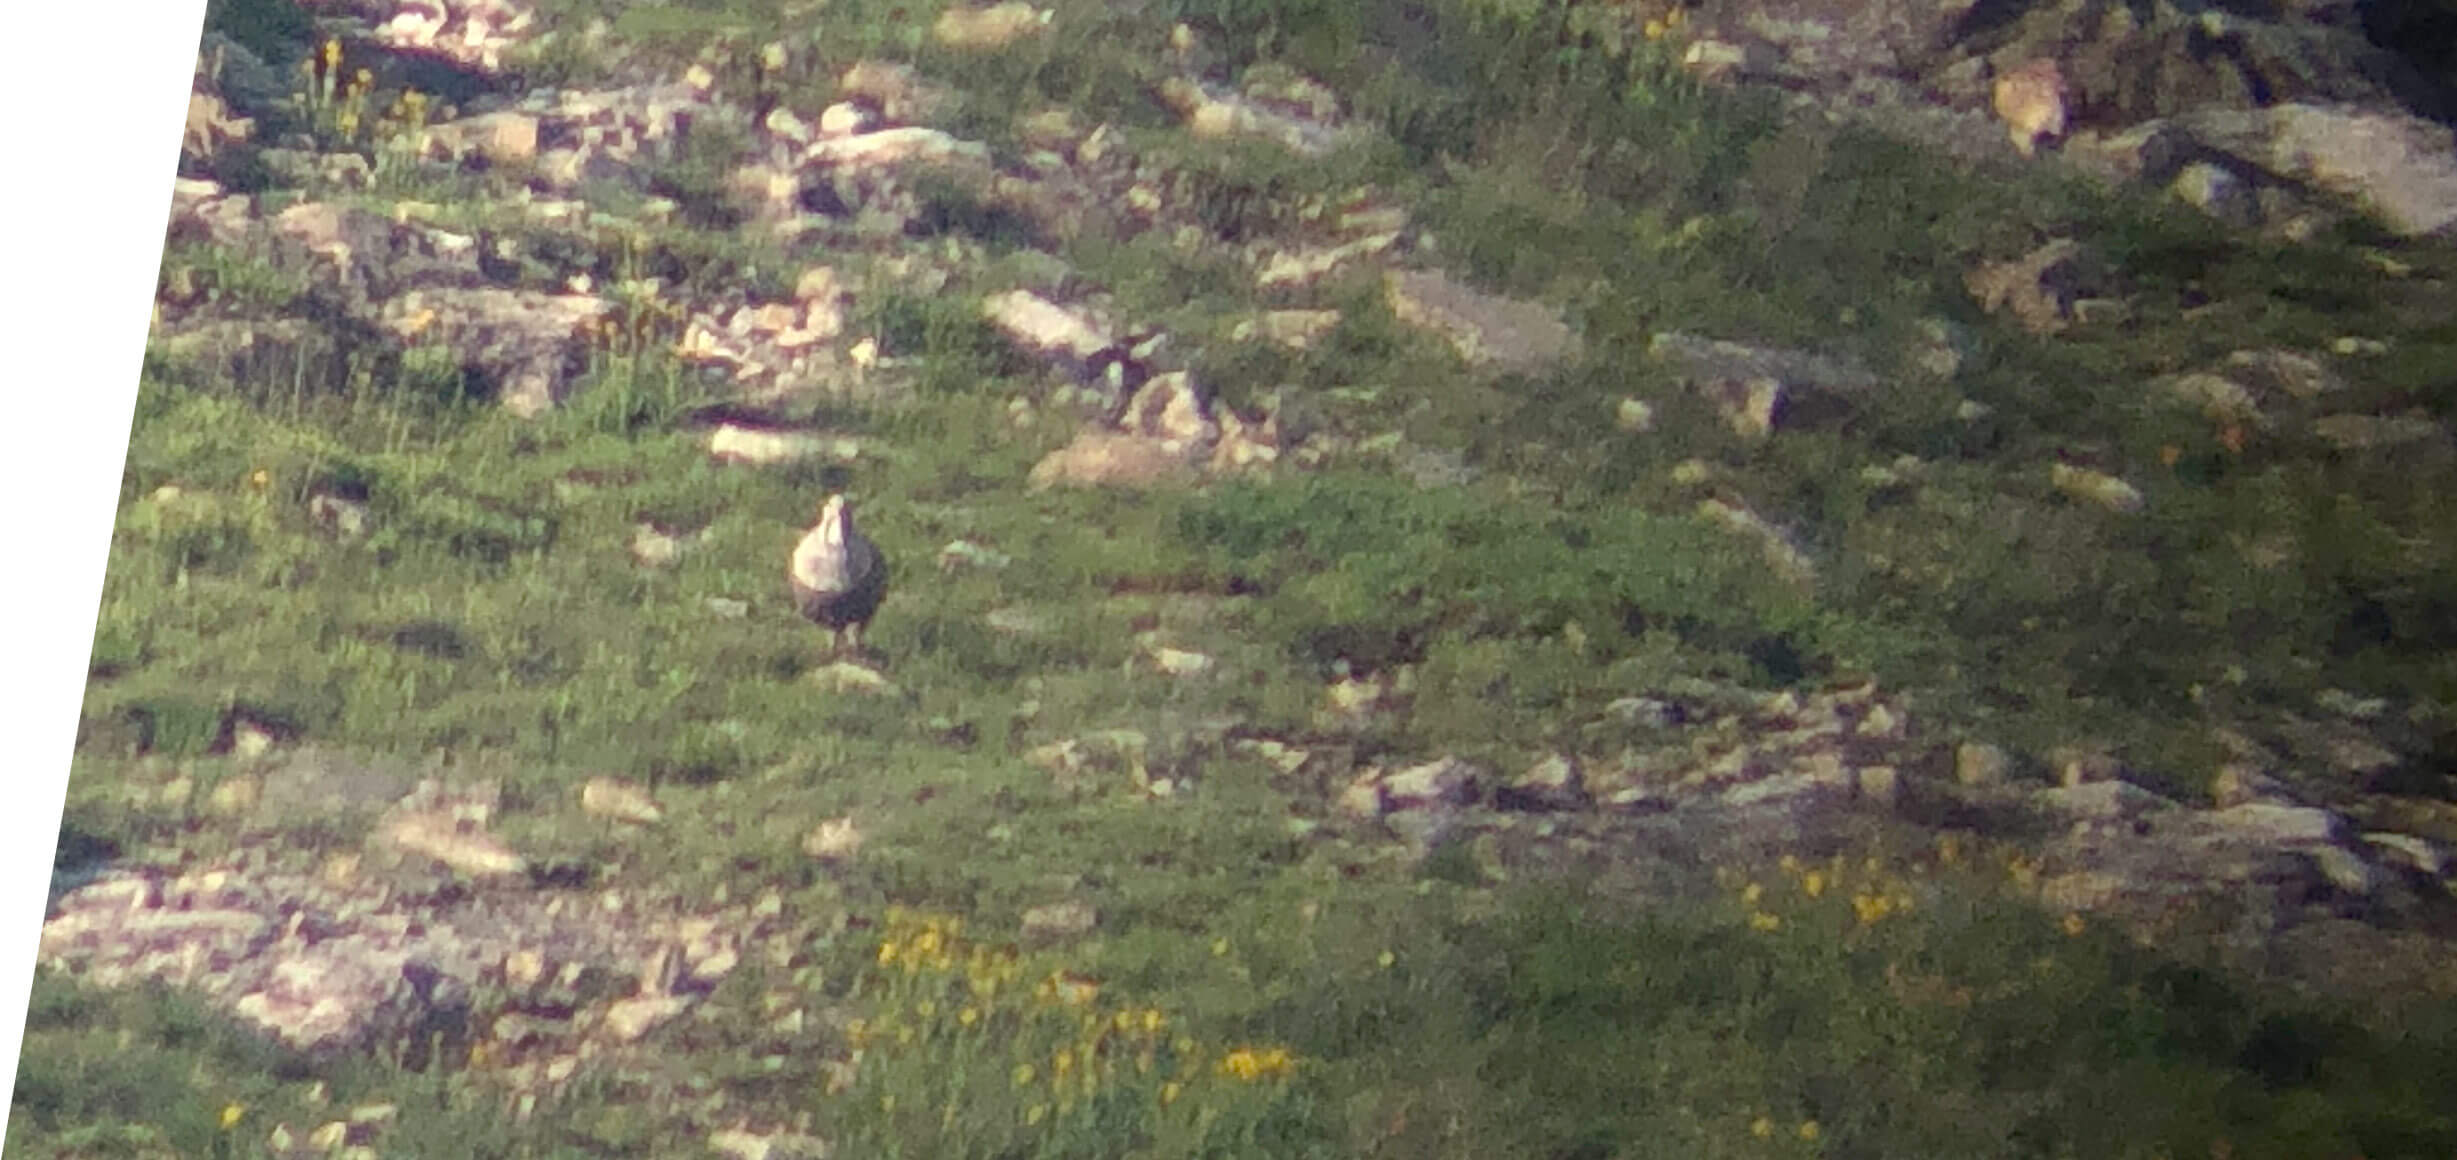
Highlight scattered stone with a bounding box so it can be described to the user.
[630,523,691,567]
[2040,779,2177,822]
[934,2,1049,50]
[1614,397,1656,432]
[1234,309,1342,350]
[806,661,898,696]
[707,424,853,466]
[309,494,372,539]
[1682,38,1781,85]
[2309,412,2447,452]
[1992,57,2070,158]
[2050,462,2145,513]
[580,777,663,825]
[1966,239,2121,336]
[602,994,690,1044]
[937,540,1012,571]
[1695,498,1815,587]
[421,111,540,167]
[1020,899,1098,943]
[803,816,863,863]
[373,809,528,879]
[1500,754,1590,812]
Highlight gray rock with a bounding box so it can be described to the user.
[2039,779,2177,821]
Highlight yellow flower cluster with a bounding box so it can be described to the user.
[1219,1046,1294,1082]
[841,905,1303,1144]
[1641,3,1688,41]
[1736,853,1919,934]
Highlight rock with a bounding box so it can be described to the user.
[1648,331,1880,399]
[630,523,690,567]
[1028,431,1204,489]
[838,60,952,126]
[1992,57,2069,158]
[1498,754,1589,812]
[2362,832,2448,878]
[707,424,854,466]
[1695,498,1816,587]
[2159,372,2269,430]
[2039,779,2177,822]
[709,1127,833,1160]
[2212,802,2349,846]
[934,2,1049,50]
[981,289,1114,365]
[1118,373,1218,447]
[803,816,863,863]
[2174,103,2457,238]
[421,111,540,167]
[1158,76,1348,156]
[1384,269,1582,377]
[1149,647,1213,677]
[1255,232,1402,289]
[1236,309,1342,350]
[1383,757,1482,809]
[602,994,690,1043]
[1020,899,1097,943]
[1905,317,1975,381]
[1966,239,2121,336]
[1682,38,1781,85]
[1614,397,1657,432]
[818,102,875,138]
[375,288,613,418]
[806,662,898,695]
[580,777,663,825]
[2169,161,2262,228]
[803,126,994,172]
[2050,462,2145,513]
[2210,762,2298,808]
[309,493,372,539]
[2309,412,2448,452]
[937,540,1012,571]
[373,810,528,879]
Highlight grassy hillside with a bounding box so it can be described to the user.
[15,0,2457,1156]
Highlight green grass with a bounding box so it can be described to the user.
[21,0,2457,1155]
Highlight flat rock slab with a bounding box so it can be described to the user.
[1384,269,1581,377]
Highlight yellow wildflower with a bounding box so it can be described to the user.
[1751,1116,1774,1138]
[1211,937,1230,956]
[219,1103,245,1131]
[1741,882,1763,906]
[1013,1063,1036,1087]
[1160,1081,1183,1106]
[878,940,899,966]
[323,39,341,70]
[959,1006,980,1027]
[2062,912,2086,937]
[1644,19,1665,39]
[1026,1104,1047,1125]
[1377,949,1396,969]
[1802,870,1827,899]
[247,468,270,491]
[1778,854,1801,875]
[1799,1120,1822,1141]
[1141,1008,1165,1033]
[1749,911,1781,932]
[916,999,936,1019]
[1053,1049,1074,1078]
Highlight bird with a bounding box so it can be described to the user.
[789,493,889,658]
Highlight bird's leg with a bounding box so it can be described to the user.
[845,622,865,660]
